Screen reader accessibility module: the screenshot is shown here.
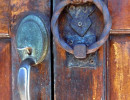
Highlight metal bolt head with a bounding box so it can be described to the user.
[78,22,83,27]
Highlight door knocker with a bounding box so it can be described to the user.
[51,0,112,59]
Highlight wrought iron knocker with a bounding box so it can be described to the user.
[51,0,112,58]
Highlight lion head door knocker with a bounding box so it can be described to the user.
[51,0,112,59]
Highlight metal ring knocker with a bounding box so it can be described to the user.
[51,0,112,58]
[16,15,48,100]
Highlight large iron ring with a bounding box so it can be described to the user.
[51,0,112,54]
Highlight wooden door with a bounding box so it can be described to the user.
[0,0,51,100]
[108,0,130,100]
[53,0,130,100]
[0,0,129,100]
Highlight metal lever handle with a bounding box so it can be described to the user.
[16,14,48,100]
[17,58,35,100]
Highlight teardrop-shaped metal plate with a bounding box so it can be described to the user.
[16,15,48,64]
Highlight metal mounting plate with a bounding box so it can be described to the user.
[16,15,48,64]
[66,52,98,68]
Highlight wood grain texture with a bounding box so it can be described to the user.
[0,0,10,34]
[108,35,130,100]
[11,0,51,100]
[0,39,11,100]
[53,0,107,100]
[108,0,130,29]
[54,44,105,100]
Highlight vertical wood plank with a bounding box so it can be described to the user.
[53,0,107,100]
[54,45,105,100]
[11,0,51,99]
[0,39,11,100]
[108,35,130,100]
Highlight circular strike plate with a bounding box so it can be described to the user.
[16,15,48,65]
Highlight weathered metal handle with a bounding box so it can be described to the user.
[51,0,112,58]
[16,15,48,100]
[17,58,35,100]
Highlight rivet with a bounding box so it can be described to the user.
[78,22,83,27]
[89,59,94,64]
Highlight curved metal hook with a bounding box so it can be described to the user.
[17,58,35,100]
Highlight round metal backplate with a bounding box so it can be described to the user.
[16,15,48,65]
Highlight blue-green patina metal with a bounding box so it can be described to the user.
[16,14,48,65]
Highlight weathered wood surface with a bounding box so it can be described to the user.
[54,44,106,100]
[107,35,130,100]
[0,39,11,100]
[107,0,130,99]
[0,0,10,34]
[108,0,130,29]
[0,0,129,100]
[10,0,51,100]
[0,0,11,100]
